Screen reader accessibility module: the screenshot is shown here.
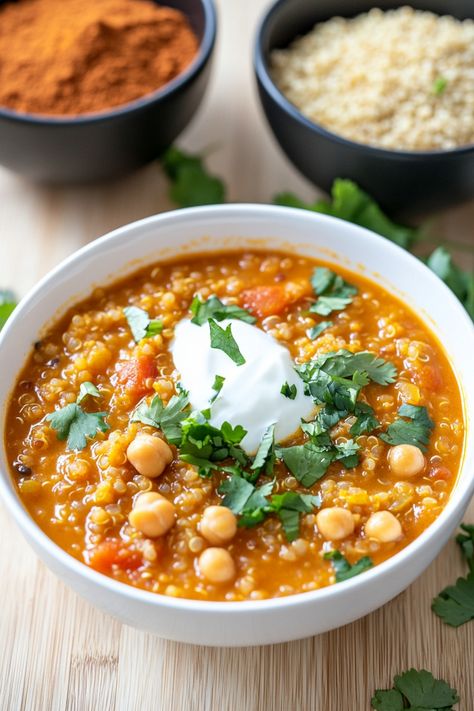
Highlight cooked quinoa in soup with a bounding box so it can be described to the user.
[5,250,464,601]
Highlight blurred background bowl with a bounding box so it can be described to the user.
[0,0,216,184]
[254,0,474,217]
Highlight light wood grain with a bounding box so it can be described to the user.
[0,1,473,709]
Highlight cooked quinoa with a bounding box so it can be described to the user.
[270,7,474,151]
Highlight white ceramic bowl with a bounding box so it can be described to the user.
[1,205,473,647]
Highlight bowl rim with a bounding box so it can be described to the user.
[0,0,217,126]
[254,0,474,160]
[0,203,473,614]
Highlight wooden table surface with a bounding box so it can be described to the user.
[1,1,473,709]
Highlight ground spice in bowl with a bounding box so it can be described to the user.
[0,0,199,116]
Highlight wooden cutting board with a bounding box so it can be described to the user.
[1,1,473,708]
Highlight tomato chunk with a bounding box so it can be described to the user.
[116,355,156,401]
[241,285,292,318]
[87,539,142,573]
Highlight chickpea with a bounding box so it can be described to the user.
[126,433,173,478]
[128,491,176,537]
[200,506,237,545]
[388,444,425,478]
[316,507,355,541]
[198,547,236,584]
[365,511,402,543]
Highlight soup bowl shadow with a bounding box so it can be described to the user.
[0,204,473,646]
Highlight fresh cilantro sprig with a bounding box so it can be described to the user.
[280,382,297,399]
[380,404,434,451]
[309,267,357,316]
[178,413,248,476]
[0,289,17,331]
[47,403,109,451]
[432,522,474,627]
[219,473,320,541]
[124,306,163,342]
[161,146,226,207]
[276,443,338,487]
[191,294,256,325]
[371,668,459,710]
[131,390,189,445]
[324,550,373,582]
[349,402,380,436]
[209,318,245,365]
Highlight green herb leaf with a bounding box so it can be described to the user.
[393,669,458,709]
[370,688,404,711]
[124,306,163,342]
[47,403,109,451]
[324,550,373,582]
[280,382,297,400]
[0,289,17,331]
[131,391,189,445]
[219,474,255,514]
[432,570,474,627]
[161,147,226,207]
[350,402,380,436]
[251,423,276,477]
[191,294,256,326]
[210,374,225,403]
[270,492,321,542]
[276,443,335,487]
[380,404,434,451]
[275,179,417,249]
[209,318,245,366]
[432,76,448,95]
[77,381,101,405]
[309,267,358,316]
[334,439,360,468]
[457,523,474,571]
[306,320,333,340]
[427,247,474,319]
[178,414,248,473]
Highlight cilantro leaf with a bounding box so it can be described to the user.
[178,414,248,473]
[270,492,321,542]
[394,669,459,709]
[432,570,474,627]
[131,391,189,445]
[210,374,225,403]
[309,267,357,316]
[124,306,162,342]
[0,289,17,330]
[457,523,474,571]
[280,382,297,399]
[251,423,276,477]
[427,247,474,319]
[324,550,373,582]
[371,688,404,711]
[191,295,256,326]
[209,318,245,365]
[381,404,434,451]
[306,320,333,340]
[276,443,335,487]
[350,402,380,436]
[275,179,417,249]
[219,474,255,514]
[334,439,360,468]
[47,403,109,451]
[77,381,101,405]
[161,146,226,207]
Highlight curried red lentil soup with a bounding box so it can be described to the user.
[5,250,464,601]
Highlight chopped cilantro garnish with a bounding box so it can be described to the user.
[380,404,434,451]
[191,294,256,326]
[274,179,418,249]
[270,491,321,541]
[209,318,245,365]
[310,349,397,385]
[131,390,189,445]
[334,439,361,468]
[350,402,380,436]
[124,305,163,342]
[250,423,276,478]
[47,403,108,451]
[309,267,357,316]
[219,474,256,514]
[432,522,474,627]
[432,76,448,95]
[280,382,297,399]
[324,550,373,582]
[77,381,101,405]
[161,146,226,207]
[306,320,333,340]
[178,413,248,475]
[276,443,336,487]
[210,374,225,403]
[371,668,459,710]
[0,289,17,331]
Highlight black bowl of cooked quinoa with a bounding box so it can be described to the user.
[254,0,474,217]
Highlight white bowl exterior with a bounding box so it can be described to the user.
[0,204,473,646]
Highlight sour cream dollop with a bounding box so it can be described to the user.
[171,319,315,454]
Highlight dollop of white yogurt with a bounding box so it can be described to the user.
[171,318,315,454]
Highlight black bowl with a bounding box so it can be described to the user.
[0,0,216,183]
[254,0,474,217]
